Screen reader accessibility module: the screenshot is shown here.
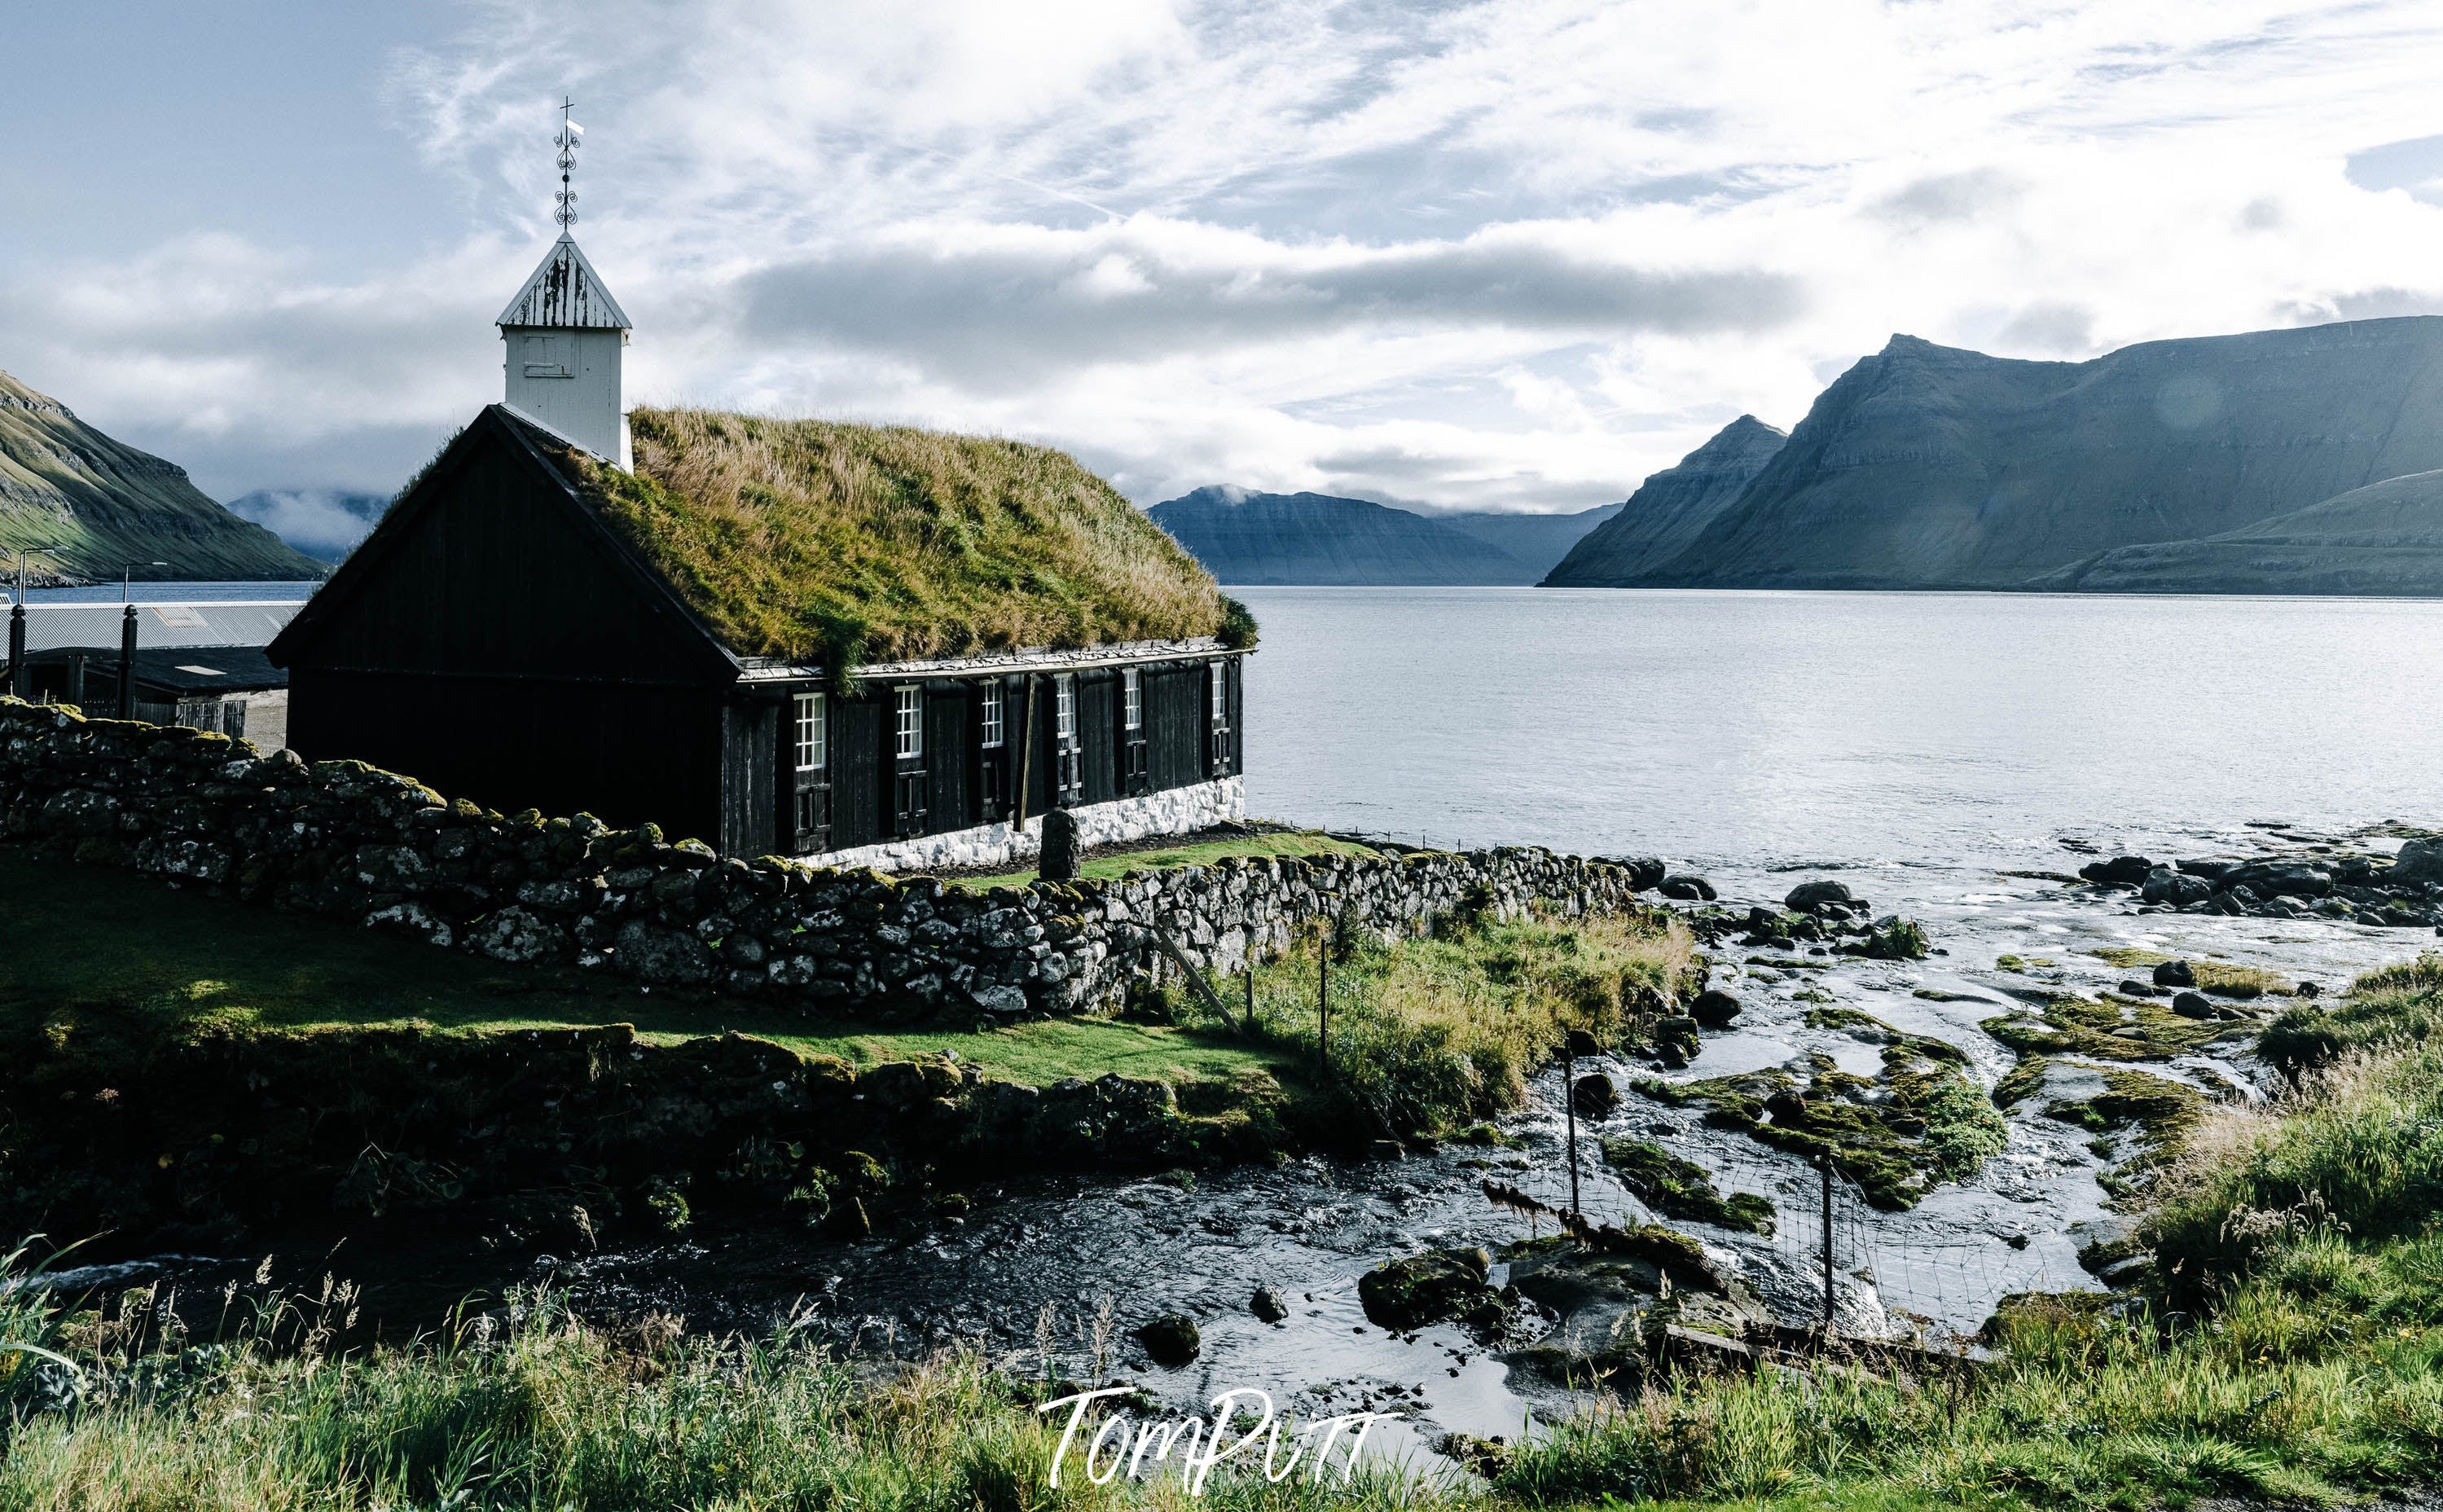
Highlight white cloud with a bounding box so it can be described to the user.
[7,0,2443,509]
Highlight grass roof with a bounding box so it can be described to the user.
[564,408,1250,669]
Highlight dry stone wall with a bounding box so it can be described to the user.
[0,700,1657,1022]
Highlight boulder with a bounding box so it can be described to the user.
[1250,1286,1290,1324]
[2079,855,2156,888]
[2152,959,2196,988]
[1136,1313,1201,1367]
[1659,874,1716,902]
[1359,1247,1502,1332]
[2170,991,2215,1019]
[2389,837,2443,886]
[1619,856,1668,891]
[1571,1073,1618,1118]
[1784,879,1853,910]
[1039,807,1080,882]
[2140,869,2211,907]
[1689,989,1742,1028]
[2176,858,2234,879]
[2221,861,2331,899]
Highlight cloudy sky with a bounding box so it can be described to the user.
[7,1,2443,518]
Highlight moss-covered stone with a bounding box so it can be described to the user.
[1598,1137,1775,1234]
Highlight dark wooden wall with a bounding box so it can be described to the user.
[768,655,1243,857]
[279,429,736,841]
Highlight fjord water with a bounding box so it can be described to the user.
[1237,586,2443,869]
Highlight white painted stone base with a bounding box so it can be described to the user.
[811,776,1246,874]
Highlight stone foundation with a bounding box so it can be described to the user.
[813,776,1245,873]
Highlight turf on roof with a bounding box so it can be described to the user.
[561,408,1246,669]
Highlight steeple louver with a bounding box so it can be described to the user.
[498,235,631,468]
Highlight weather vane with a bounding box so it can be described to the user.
[554,96,582,231]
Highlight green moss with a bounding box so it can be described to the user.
[1991,1054,2052,1110]
[1980,992,2227,1062]
[1647,1031,2005,1211]
[2087,946,2174,969]
[1598,1138,1775,1234]
[2043,1068,2207,1177]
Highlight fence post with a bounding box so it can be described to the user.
[1244,965,1256,1035]
[1819,1154,1836,1334]
[1565,1042,1580,1220]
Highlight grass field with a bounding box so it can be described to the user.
[946,828,1378,890]
[0,849,1295,1091]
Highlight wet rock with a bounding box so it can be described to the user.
[2221,860,2331,899]
[1689,989,1742,1028]
[2117,979,2164,997]
[1136,1313,1201,1366]
[1619,856,1667,891]
[1359,1246,1501,1331]
[1784,879,1853,910]
[2079,855,2156,888]
[1504,1240,1773,1382]
[1571,1073,1618,1118]
[1848,915,1931,960]
[2388,837,2443,886]
[2177,858,2234,879]
[1659,874,1716,902]
[2140,868,2210,907]
[2152,959,2197,989]
[2170,991,2216,1019]
[1250,1286,1290,1323]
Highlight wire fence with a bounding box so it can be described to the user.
[1487,1076,2031,1345]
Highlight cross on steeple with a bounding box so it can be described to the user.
[555,97,582,231]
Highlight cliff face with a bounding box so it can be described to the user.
[0,369,324,582]
[1540,415,1787,586]
[1147,486,1538,585]
[2035,468,2443,596]
[1438,503,1624,580]
[1642,318,2443,589]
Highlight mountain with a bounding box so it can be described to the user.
[224,489,392,563]
[2033,469,2443,596]
[0,369,324,583]
[1149,486,1526,584]
[1540,416,1787,586]
[1637,318,2443,590]
[1435,503,1624,581]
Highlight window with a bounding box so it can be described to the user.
[1054,675,1077,743]
[793,692,826,771]
[894,685,924,760]
[521,334,572,379]
[1123,667,1142,731]
[1211,660,1228,720]
[980,679,1004,748]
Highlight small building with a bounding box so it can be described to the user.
[268,235,1253,868]
[21,644,288,744]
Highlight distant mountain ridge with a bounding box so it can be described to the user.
[1543,415,1786,586]
[1147,486,1619,585]
[2036,469,2443,596]
[0,368,324,583]
[1632,319,2443,591]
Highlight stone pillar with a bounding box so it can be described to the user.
[1040,807,1079,881]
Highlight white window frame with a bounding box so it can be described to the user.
[980,679,1004,749]
[793,692,826,771]
[894,684,924,760]
[1211,659,1228,720]
[1054,674,1077,744]
[1123,666,1142,732]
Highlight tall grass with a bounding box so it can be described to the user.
[573,410,1232,667]
[0,1276,1465,1512]
[1215,910,1695,1137]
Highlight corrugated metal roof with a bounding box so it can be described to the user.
[9,600,301,654]
[496,235,631,330]
[24,644,286,693]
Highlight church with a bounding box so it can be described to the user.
[268,226,1253,870]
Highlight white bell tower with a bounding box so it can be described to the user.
[497,101,631,468]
